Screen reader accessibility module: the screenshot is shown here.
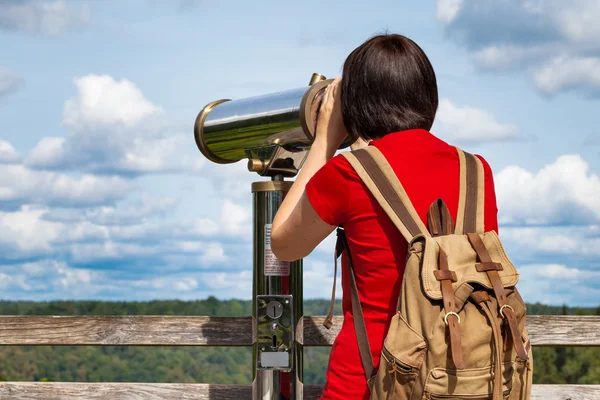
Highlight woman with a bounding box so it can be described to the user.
[270,34,498,399]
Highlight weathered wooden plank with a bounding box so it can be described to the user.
[0,315,597,346]
[0,316,254,346]
[0,383,247,400]
[525,316,600,346]
[530,385,600,400]
[305,385,600,400]
[303,315,600,346]
[0,383,597,400]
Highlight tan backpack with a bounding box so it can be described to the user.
[323,146,533,400]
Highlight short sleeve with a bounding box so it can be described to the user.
[475,154,499,234]
[305,154,354,227]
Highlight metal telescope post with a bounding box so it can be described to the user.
[249,128,310,400]
[248,73,328,400]
[194,72,331,400]
[251,181,301,399]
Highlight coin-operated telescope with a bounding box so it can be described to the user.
[195,73,351,177]
[194,73,343,400]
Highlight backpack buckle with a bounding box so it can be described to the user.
[499,304,514,319]
[443,311,460,325]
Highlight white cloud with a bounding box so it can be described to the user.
[173,277,198,291]
[55,261,96,288]
[63,75,162,130]
[0,205,146,261]
[0,66,22,97]
[127,274,207,297]
[199,243,228,265]
[0,140,21,164]
[174,241,229,265]
[496,154,600,225]
[501,225,600,257]
[517,263,600,306]
[0,259,255,300]
[26,137,66,167]
[3,260,98,293]
[44,195,178,226]
[554,1,600,45]
[473,44,552,71]
[438,0,600,48]
[0,0,89,35]
[437,0,600,97]
[220,199,252,237]
[436,0,463,24]
[0,190,249,269]
[534,56,600,97]
[204,160,255,202]
[201,270,252,294]
[0,260,104,298]
[490,156,600,306]
[191,218,220,236]
[0,164,130,208]
[474,46,521,70]
[0,206,62,257]
[314,230,337,256]
[303,260,341,299]
[432,98,518,143]
[25,74,203,175]
[125,271,249,299]
[69,241,158,264]
[64,225,233,266]
[539,264,581,280]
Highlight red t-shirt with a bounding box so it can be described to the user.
[305,129,499,400]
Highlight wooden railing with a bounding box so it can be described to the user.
[0,315,598,399]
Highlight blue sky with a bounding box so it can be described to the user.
[0,0,599,306]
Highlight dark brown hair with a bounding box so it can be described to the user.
[341,34,438,141]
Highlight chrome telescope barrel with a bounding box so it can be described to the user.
[194,77,339,164]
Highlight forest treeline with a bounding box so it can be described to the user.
[0,299,597,385]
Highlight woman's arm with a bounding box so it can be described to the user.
[270,77,347,262]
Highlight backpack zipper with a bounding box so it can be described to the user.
[381,347,417,374]
[425,389,511,399]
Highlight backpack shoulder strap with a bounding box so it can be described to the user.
[326,146,430,388]
[322,228,377,387]
[337,227,376,385]
[454,147,485,234]
[341,146,430,242]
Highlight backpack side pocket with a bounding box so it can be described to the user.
[371,312,427,399]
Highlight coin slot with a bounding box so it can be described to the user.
[266,301,283,319]
[272,334,277,349]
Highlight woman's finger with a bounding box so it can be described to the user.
[331,77,343,104]
[326,78,340,107]
[317,77,341,121]
[329,80,337,102]
[320,85,331,113]
[334,77,342,100]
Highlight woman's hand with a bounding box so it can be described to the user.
[314,77,348,157]
[270,79,347,261]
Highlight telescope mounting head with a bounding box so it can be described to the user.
[246,144,308,178]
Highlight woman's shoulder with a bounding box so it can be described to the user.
[473,153,494,172]
[319,152,361,180]
[306,152,363,196]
